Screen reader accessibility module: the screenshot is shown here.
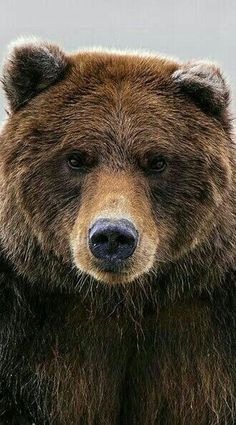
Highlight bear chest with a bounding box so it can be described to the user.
[18,300,233,425]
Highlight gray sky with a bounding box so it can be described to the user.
[1,0,235,123]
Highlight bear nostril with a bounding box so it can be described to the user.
[89,219,138,263]
[117,234,130,245]
[92,234,108,245]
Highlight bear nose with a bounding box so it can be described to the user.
[89,219,138,263]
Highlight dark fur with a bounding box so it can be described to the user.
[2,40,68,112]
[0,41,235,424]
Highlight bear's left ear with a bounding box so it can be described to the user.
[171,61,230,116]
[2,38,69,112]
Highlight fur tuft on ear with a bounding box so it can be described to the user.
[172,61,230,116]
[2,38,69,112]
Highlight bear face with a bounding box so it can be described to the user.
[0,40,234,287]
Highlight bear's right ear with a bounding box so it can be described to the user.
[171,61,230,117]
[2,38,69,112]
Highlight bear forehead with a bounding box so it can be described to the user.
[18,84,211,158]
[38,51,181,116]
[3,49,226,159]
[20,53,209,128]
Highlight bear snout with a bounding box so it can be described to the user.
[88,218,138,270]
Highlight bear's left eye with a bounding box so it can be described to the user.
[142,156,167,174]
[67,152,91,171]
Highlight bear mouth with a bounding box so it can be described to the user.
[81,257,138,284]
[95,260,130,274]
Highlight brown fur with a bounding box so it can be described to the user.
[0,41,235,424]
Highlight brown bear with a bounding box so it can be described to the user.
[0,39,235,425]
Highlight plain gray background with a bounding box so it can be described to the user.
[0,0,235,123]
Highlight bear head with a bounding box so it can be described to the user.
[0,39,234,289]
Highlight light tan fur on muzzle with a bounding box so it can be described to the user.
[70,170,159,284]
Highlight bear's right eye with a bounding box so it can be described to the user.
[67,152,91,172]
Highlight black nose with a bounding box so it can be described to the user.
[89,219,138,263]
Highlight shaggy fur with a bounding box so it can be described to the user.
[0,40,235,424]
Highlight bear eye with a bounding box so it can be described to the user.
[67,152,90,171]
[142,156,167,174]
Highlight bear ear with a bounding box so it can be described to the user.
[171,61,230,116]
[2,38,69,112]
